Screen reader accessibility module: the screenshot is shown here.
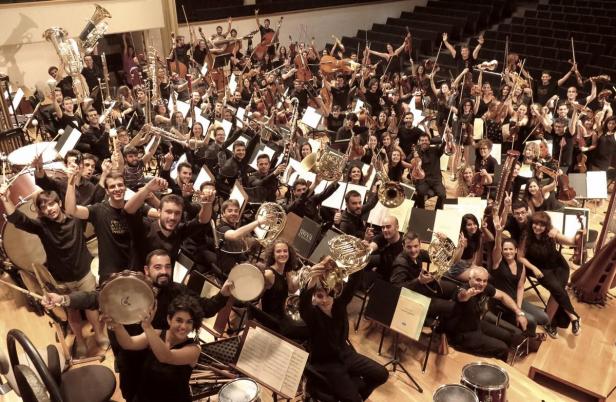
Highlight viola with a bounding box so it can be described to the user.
[555,137,577,201]
[168,32,188,78]
[575,152,588,173]
[470,158,486,196]
[571,213,586,265]
[410,145,425,181]
[254,17,283,60]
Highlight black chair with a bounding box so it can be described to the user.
[525,276,547,308]
[7,329,116,402]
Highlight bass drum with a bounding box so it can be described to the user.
[2,199,46,273]
[18,270,67,322]
[0,172,39,227]
[461,362,509,402]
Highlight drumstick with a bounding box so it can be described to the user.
[196,363,237,379]
[0,278,44,300]
[31,263,48,294]
[189,378,234,385]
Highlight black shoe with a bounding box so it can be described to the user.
[544,324,558,339]
[572,318,581,336]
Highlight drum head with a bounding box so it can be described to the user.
[433,384,478,402]
[2,201,46,272]
[99,274,155,325]
[228,264,264,302]
[462,362,509,391]
[8,142,58,168]
[218,378,260,402]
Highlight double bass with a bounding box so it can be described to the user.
[168,32,188,78]
[254,17,283,60]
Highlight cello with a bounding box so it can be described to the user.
[168,32,188,78]
[254,17,283,60]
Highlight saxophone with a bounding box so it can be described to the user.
[279,97,298,185]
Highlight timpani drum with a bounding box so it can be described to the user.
[218,378,261,402]
[227,263,265,302]
[98,271,155,325]
[461,362,509,402]
[433,384,479,402]
[7,142,58,172]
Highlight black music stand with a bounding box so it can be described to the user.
[364,279,423,393]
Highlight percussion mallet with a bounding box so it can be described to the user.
[0,278,44,300]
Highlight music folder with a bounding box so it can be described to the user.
[234,321,309,399]
[365,279,431,341]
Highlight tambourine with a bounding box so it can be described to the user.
[227,263,265,302]
[99,270,156,325]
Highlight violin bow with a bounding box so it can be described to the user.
[431,40,443,76]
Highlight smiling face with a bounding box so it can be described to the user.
[144,254,172,287]
[159,201,182,232]
[462,167,474,183]
[528,180,540,196]
[465,218,478,235]
[104,176,126,203]
[469,269,488,292]
[222,204,240,225]
[349,166,362,183]
[312,288,334,311]
[167,310,194,339]
[502,240,517,261]
[347,194,362,215]
[273,242,289,265]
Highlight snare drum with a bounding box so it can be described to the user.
[461,362,509,402]
[99,271,155,325]
[2,199,46,272]
[8,142,58,172]
[433,384,478,402]
[227,263,265,302]
[218,378,260,402]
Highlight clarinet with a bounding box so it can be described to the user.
[279,97,299,185]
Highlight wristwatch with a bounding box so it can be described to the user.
[516,311,525,317]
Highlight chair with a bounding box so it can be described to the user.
[525,276,547,308]
[0,128,28,157]
[7,329,116,402]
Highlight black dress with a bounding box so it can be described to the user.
[134,331,195,402]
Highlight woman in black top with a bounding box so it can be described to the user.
[346,164,365,185]
[490,218,549,336]
[518,212,582,338]
[111,294,203,402]
[448,214,486,281]
[260,240,308,340]
[299,257,388,402]
[524,178,561,212]
[387,148,411,182]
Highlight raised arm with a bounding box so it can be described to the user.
[124,177,168,214]
[472,34,484,60]
[65,169,90,220]
[224,214,266,241]
[585,78,597,104]
[491,217,503,269]
[557,66,575,87]
[442,32,456,58]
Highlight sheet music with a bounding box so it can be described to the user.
[236,107,246,128]
[228,73,238,94]
[230,182,248,211]
[11,88,23,111]
[322,183,367,210]
[586,171,608,199]
[169,153,187,180]
[193,166,215,191]
[221,119,233,138]
[390,288,431,341]
[368,199,414,232]
[433,209,463,246]
[301,106,322,129]
[236,326,308,398]
[353,98,364,113]
[176,100,190,117]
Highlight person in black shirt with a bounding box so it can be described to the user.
[246,154,286,202]
[48,65,76,99]
[299,257,388,402]
[0,188,105,356]
[338,189,378,240]
[53,96,83,131]
[446,266,528,361]
[503,200,530,244]
[474,139,497,197]
[255,10,276,57]
[442,33,483,75]
[335,113,357,146]
[78,108,111,162]
[533,69,573,106]
[367,216,403,281]
[390,231,457,320]
[328,74,351,109]
[169,35,191,66]
[414,132,446,209]
[81,55,104,110]
[326,105,345,133]
[397,112,423,155]
[285,178,339,223]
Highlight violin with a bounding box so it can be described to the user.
[294,52,313,82]
[571,213,586,265]
[470,158,486,196]
[409,145,425,181]
[319,55,359,75]
[443,127,456,156]
[254,17,283,60]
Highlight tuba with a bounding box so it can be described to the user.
[79,4,112,55]
[43,27,89,101]
[427,234,456,280]
[255,202,287,247]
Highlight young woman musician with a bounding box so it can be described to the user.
[518,212,582,338]
[524,178,561,212]
[448,214,486,281]
[456,164,476,197]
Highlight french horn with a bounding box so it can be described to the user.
[427,234,456,280]
[374,151,404,208]
[314,146,347,181]
[255,202,287,247]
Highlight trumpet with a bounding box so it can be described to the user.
[138,123,188,145]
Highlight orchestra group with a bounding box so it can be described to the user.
[2,5,615,402]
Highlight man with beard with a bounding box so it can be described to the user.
[34,149,105,207]
[0,187,106,357]
[42,249,233,402]
[338,189,377,241]
[414,132,446,210]
[218,129,260,196]
[396,112,423,154]
[246,154,285,202]
[124,178,215,267]
[78,108,111,163]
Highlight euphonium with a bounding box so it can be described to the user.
[79,4,112,54]
[427,234,456,280]
[43,27,89,101]
[255,202,287,247]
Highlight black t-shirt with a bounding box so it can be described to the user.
[454,53,476,73]
[87,201,134,281]
[475,155,497,175]
[490,260,522,302]
[364,89,383,114]
[533,80,558,106]
[397,126,423,154]
[331,85,350,109]
[449,284,496,333]
[504,215,527,244]
[326,113,345,133]
[371,234,403,280]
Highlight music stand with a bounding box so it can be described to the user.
[364,279,426,393]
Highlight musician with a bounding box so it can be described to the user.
[48,65,75,98]
[503,200,530,243]
[245,154,284,201]
[52,96,83,131]
[110,294,201,402]
[0,187,106,357]
[211,18,232,41]
[335,113,357,144]
[524,178,561,212]
[338,189,378,240]
[474,139,496,196]
[124,178,215,267]
[456,164,476,197]
[447,214,486,281]
[326,105,346,133]
[346,164,365,185]
[532,70,572,105]
[490,218,549,337]
[390,231,457,319]
[34,150,105,206]
[590,116,616,172]
[445,266,527,362]
[217,199,267,274]
[518,212,582,338]
[160,156,194,200]
[414,132,447,210]
[255,10,276,57]
[169,35,191,67]
[442,33,484,73]
[551,116,579,171]
[299,258,388,401]
[397,112,423,154]
[78,108,112,162]
[44,249,232,401]
[81,55,104,109]
[218,130,260,196]
[366,216,403,281]
[285,177,339,223]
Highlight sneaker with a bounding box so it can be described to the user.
[543,324,558,339]
[571,318,581,336]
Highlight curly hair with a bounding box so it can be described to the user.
[168,294,204,330]
[264,239,298,274]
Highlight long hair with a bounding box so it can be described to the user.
[523,178,542,201]
[264,239,298,274]
[460,213,481,244]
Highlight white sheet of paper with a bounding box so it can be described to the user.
[173,260,189,284]
[230,182,247,211]
[473,118,484,140]
[170,153,188,180]
[586,171,608,199]
[144,135,157,155]
[195,114,211,132]
[167,92,176,117]
[124,187,135,201]
[564,213,586,238]
[201,64,208,76]
[433,209,463,246]
[11,88,24,111]
[322,183,367,210]
[546,211,564,233]
[368,198,414,232]
[228,74,237,94]
[193,167,215,191]
[390,288,431,341]
[236,107,246,128]
[58,128,82,158]
[491,143,502,164]
[301,106,322,129]
[353,98,364,113]
[221,119,233,139]
[176,100,190,118]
